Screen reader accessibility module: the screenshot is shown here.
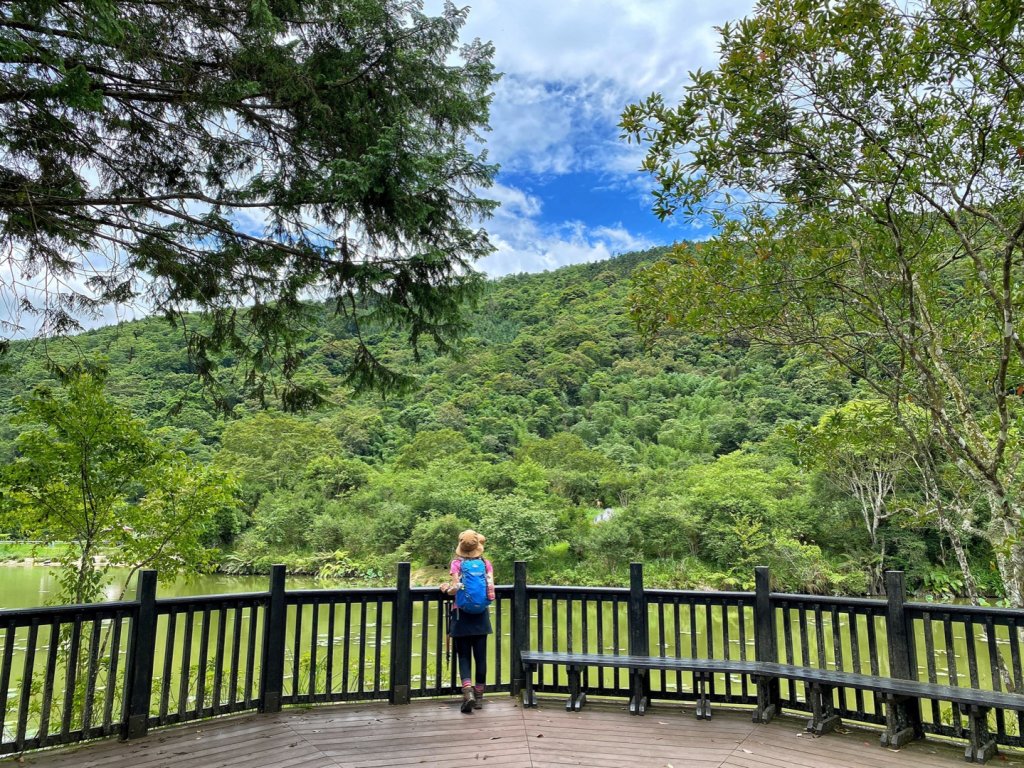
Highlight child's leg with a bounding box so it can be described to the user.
[471,634,488,688]
[454,637,473,688]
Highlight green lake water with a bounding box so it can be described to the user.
[0,565,323,609]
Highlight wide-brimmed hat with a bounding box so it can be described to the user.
[456,529,485,559]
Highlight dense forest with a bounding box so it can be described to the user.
[0,247,997,597]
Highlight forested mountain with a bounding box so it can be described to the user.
[0,247,990,596]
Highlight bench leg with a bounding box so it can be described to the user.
[628,669,648,716]
[805,683,841,736]
[960,703,997,764]
[880,693,921,749]
[694,672,712,720]
[752,676,779,724]
[522,663,538,708]
[566,665,586,712]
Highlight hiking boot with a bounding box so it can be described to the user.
[473,689,484,709]
[460,685,476,714]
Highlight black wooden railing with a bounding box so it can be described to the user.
[3,563,1024,756]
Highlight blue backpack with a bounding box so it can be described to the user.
[456,558,490,614]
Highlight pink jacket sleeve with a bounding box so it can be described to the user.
[485,559,496,601]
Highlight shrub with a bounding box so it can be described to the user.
[407,514,473,565]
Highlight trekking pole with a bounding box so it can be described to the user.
[444,596,452,682]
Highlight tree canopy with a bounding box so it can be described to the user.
[0,0,498,407]
[621,0,1024,603]
[1,370,237,602]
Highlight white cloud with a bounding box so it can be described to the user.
[458,0,753,91]
[458,0,757,181]
[486,76,641,176]
[478,182,656,276]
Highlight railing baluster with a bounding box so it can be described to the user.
[15,620,38,750]
[782,602,796,707]
[373,597,384,695]
[342,600,353,697]
[737,601,747,661]
[0,622,15,742]
[985,617,1001,692]
[867,611,881,677]
[177,608,194,720]
[418,598,428,695]
[104,611,124,734]
[357,599,367,695]
[62,615,82,739]
[985,618,1006,739]
[81,617,101,733]
[212,605,227,713]
[228,606,242,710]
[658,602,666,657]
[813,605,826,670]
[738,601,749,701]
[868,610,884,720]
[703,597,714,661]
[308,600,320,701]
[159,611,177,724]
[290,603,302,699]
[552,593,560,664]
[245,604,258,707]
[566,596,574,655]
[965,617,980,689]
[827,610,843,720]
[536,593,545,687]
[721,602,731,701]
[196,608,210,716]
[943,613,959,687]
[326,601,336,699]
[673,601,682,697]
[811,606,827,708]
[829,606,841,671]
[689,599,698,701]
[38,620,59,744]
[849,610,864,717]
[1009,618,1023,693]
[1010,618,1024,736]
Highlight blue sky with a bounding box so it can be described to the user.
[443,0,757,277]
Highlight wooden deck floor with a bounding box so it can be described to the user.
[9,697,1024,768]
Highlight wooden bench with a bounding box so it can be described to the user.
[520,650,1024,763]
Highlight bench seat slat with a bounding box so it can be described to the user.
[520,650,1024,710]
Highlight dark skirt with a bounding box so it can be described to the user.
[448,606,492,637]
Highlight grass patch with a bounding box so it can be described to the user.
[0,541,69,562]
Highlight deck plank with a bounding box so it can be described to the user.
[8,697,1024,768]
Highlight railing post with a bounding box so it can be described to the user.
[627,563,649,714]
[752,565,780,723]
[511,561,528,697]
[884,571,913,678]
[123,570,158,740]
[881,570,922,747]
[259,564,287,713]
[390,562,413,704]
[628,562,648,656]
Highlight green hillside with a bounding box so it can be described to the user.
[0,247,985,595]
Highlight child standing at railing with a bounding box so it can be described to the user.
[439,530,496,713]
